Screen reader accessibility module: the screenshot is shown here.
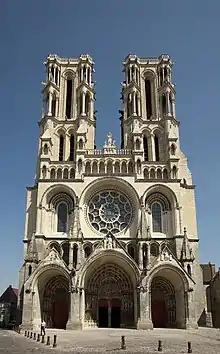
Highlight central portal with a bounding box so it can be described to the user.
[98,298,121,328]
[85,263,134,328]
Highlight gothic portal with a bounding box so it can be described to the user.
[18,53,205,331]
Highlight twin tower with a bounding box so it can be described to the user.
[38,53,179,182]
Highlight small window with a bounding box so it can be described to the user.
[62,243,69,265]
[187,264,192,277]
[69,135,75,161]
[154,135,160,161]
[152,202,162,232]
[28,265,32,276]
[128,244,135,260]
[84,245,92,258]
[145,79,152,119]
[57,202,68,232]
[59,135,64,161]
[43,144,48,155]
[143,136,148,161]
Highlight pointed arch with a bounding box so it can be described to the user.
[59,134,64,161]
[114,161,120,174]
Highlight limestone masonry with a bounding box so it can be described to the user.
[18,53,207,331]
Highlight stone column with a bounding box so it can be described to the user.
[137,288,153,329]
[67,290,82,330]
[132,91,137,115]
[171,99,176,118]
[90,98,94,120]
[175,204,181,235]
[151,133,155,161]
[48,91,52,116]
[138,242,143,269]
[69,243,74,270]
[55,97,59,117]
[166,90,171,116]
[81,92,86,116]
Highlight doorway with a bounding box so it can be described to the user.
[151,299,167,328]
[42,276,69,329]
[111,298,121,328]
[151,276,176,328]
[98,299,108,327]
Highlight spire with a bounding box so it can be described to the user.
[25,231,38,263]
[137,203,151,239]
[180,227,194,262]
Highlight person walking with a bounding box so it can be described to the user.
[40,320,46,336]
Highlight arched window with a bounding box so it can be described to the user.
[187,264,192,277]
[69,135,74,161]
[59,135,64,161]
[66,79,73,119]
[51,95,56,117]
[70,168,75,179]
[162,94,166,116]
[152,202,162,232]
[135,93,139,116]
[145,79,152,119]
[154,135,160,161]
[79,139,83,150]
[128,244,135,260]
[43,144,48,155]
[137,159,141,175]
[114,161,120,174]
[57,202,68,232]
[42,165,47,179]
[55,67,58,85]
[85,93,90,115]
[50,168,56,179]
[28,265,32,277]
[172,166,177,179]
[143,136,149,161]
[150,243,159,257]
[62,243,69,265]
[135,139,140,150]
[144,168,149,179]
[142,244,148,268]
[127,93,132,117]
[63,168,68,179]
[163,168,168,179]
[84,245,92,258]
[73,244,78,269]
[159,68,163,86]
[170,144,176,155]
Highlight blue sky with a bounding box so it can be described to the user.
[0,1,220,293]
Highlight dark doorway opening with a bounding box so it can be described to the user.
[98,307,108,328]
[152,299,168,328]
[111,306,121,328]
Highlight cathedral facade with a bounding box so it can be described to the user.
[19,53,205,331]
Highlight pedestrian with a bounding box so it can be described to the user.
[40,319,46,336]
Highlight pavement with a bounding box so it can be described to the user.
[1,327,220,353]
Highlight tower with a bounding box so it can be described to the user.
[18,53,206,332]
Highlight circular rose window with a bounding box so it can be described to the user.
[87,190,132,235]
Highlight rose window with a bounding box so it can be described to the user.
[88,190,132,234]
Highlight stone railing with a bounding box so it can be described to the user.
[85,148,132,156]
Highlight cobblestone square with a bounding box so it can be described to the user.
[1,328,220,353]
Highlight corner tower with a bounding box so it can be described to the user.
[37,53,96,179]
[121,54,180,180]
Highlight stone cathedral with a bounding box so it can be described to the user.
[18,53,205,331]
